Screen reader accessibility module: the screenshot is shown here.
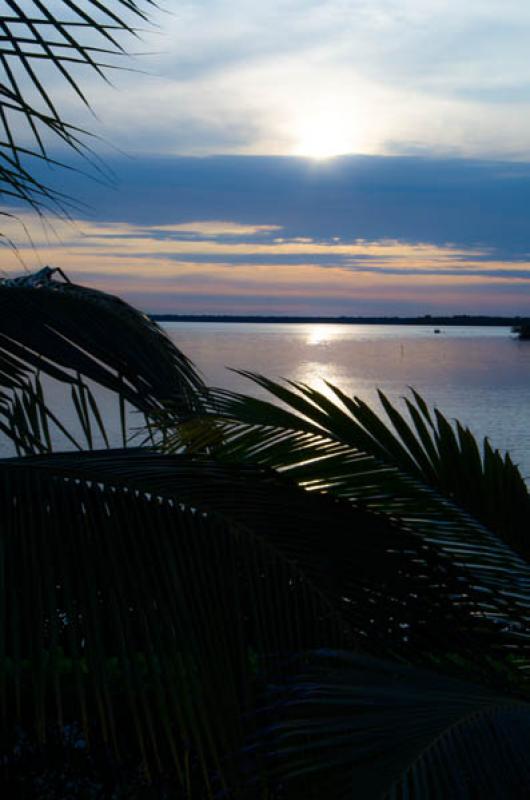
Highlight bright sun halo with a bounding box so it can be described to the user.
[293,115,353,160]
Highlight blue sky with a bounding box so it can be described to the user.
[5,1,530,314]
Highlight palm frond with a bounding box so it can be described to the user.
[0,0,154,214]
[4,447,513,664]
[0,449,339,790]
[162,374,530,642]
[260,650,530,800]
[1,449,530,789]
[0,271,205,453]
[186,373,530,544]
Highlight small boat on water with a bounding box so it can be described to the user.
[434,329,441,334]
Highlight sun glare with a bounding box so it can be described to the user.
[292,113,355,160]
[305,324,343,345]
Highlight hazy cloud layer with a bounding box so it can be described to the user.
[31,0,530,159]
[4,153,530,315]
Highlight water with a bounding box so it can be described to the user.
[3,323,530,479]
[164,323,530,478]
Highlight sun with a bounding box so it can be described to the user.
[292,114,354,160]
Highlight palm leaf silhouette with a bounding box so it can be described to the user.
[261,650,530,800]
[0,272,204,453]
[0,0,154,215]
[164,373,530,651]
[2,448,530,792]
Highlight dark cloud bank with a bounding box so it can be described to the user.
[38,153,530,259]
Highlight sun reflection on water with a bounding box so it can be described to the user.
[294,359,354,403]
[304,324,344,346]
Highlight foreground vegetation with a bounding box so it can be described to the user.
[0,275,529,798]
[1,3,530,796]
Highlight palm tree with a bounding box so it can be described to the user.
[0,1,208,451]
[157,371,530,796]
[1,287,530,795]
[2,4,530,797]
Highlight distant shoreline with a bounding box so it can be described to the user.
[151,314,528,326]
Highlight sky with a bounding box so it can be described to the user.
[4,0,530,315]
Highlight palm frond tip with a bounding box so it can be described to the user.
[164,374,530,647]
[0,0,155,214]
[0,271,205,453]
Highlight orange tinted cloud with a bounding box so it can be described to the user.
[1,213,529,314]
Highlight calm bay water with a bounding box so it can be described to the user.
[164,323,530,479]
[2,323,530,479]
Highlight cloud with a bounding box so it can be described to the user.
[24,153,530,256]
[2,153,530,315]
[142,221,282,237]
[27,0,530,160]
[4,153,530,315]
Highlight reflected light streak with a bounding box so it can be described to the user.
[305,324,344,346]
[294,359,350,403]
